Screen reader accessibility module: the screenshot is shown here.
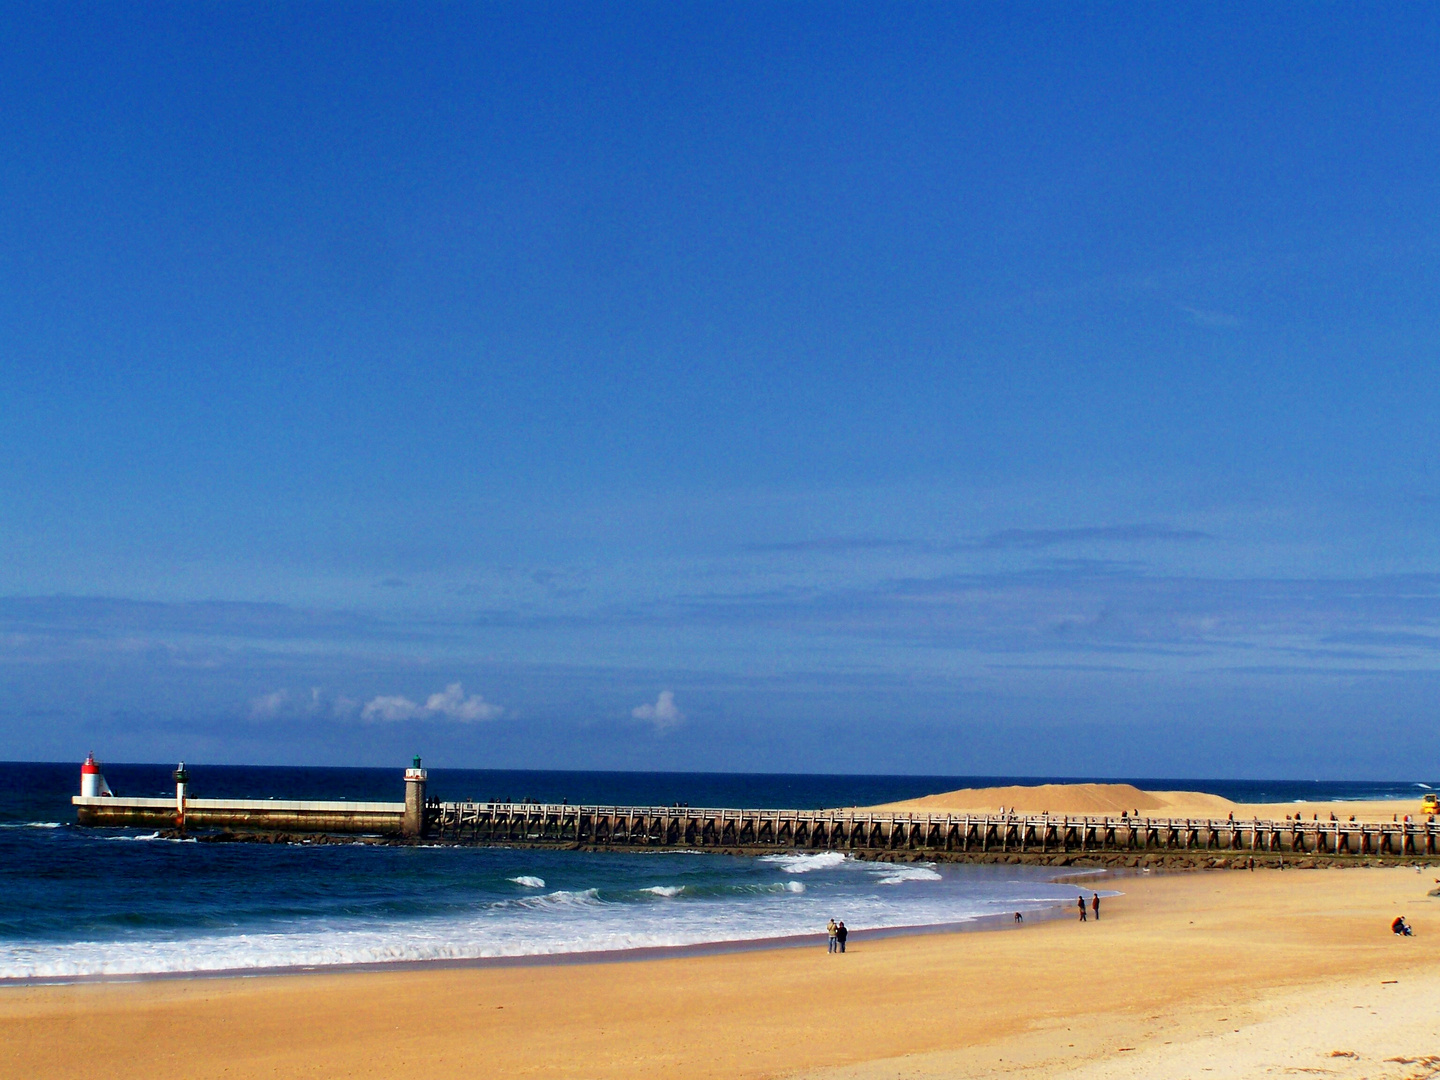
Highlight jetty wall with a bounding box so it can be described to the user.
[73,796,404,834]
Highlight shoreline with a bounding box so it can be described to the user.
[0,892,1091,989]
[6,866,1438,1080]
[2,859,1417,991]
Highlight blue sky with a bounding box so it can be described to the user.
[3,4,1439,776]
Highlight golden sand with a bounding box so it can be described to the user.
[864,782,1433,823]
[4,865,1440,1080]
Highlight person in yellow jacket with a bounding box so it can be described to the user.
[826,918,838,953]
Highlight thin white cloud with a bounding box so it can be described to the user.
[1179,304,1241,329]
[632,690,684,732]
[361,682,502,723]
[251,686,356,721]
[424,682,502,721]
[248,689,291,720]
[360,694,424,722]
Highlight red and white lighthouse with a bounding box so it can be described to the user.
[79,753,113,798]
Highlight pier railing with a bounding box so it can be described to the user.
[425,801,1440,858]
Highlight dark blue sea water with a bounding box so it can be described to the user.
[2,762,1432,980]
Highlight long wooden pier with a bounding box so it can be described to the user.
[426,800,1440,859]
[69,758,1440,861]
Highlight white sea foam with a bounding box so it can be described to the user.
[0,856,1104,981]
[512,888,601,910]
[988,892,1119,906]
[100,833,196,843]
[0,822,64,829]
[758,851,849,873]
[508,876,546,888]
[872,864,943,885]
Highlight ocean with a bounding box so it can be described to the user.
[2,762,1432,982]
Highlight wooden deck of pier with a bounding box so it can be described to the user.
[427,800,1440,858]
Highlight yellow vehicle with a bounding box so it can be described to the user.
[1422,793,1438,817]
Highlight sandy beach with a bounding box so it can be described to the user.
[865,782,1437,824]
[5,864,1439,1080]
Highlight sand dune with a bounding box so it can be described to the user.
[863,783,1429,822]
[863,782,1233,816]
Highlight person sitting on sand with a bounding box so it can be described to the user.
[836,921,848,952]
[826,918,838,953]
[1077,895,1087,922]
[1392,916,1413,937]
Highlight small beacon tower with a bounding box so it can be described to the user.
[173,761,189,829]
[79,753,111,797]
[403,755,428,838]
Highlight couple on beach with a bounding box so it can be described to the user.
[1078,893,1100,921]
[826,918,848,953]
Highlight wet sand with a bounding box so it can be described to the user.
[4,866,1439,1080]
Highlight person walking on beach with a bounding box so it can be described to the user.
[1091,893,1100,921]
[1077,895,1087,922]
[826,918,838,953]
[836,921,848,952]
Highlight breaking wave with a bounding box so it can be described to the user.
[758,851,849,873]
[871,864,943,885]
[100,833,196,843]
[0,839,1110,980]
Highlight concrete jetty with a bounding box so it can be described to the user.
[73,795,409,834]
[72,756,428,837]
[71,758,1440,860]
